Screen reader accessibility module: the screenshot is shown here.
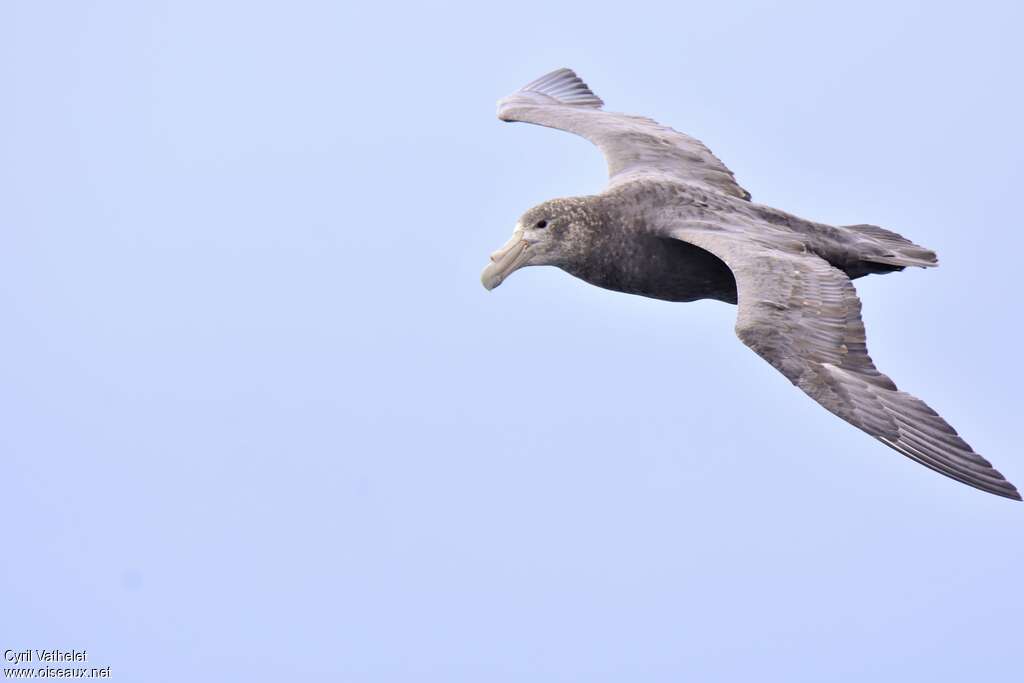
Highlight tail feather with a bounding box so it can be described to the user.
[843,223,938,269]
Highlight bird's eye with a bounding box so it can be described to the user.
[535,220,548,229]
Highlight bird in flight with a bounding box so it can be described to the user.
[481,68,1019,500]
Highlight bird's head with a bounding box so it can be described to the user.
[481,197,598,290]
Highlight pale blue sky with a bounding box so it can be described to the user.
[2,1,1022,680]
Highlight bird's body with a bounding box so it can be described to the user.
[482,68,1019,500]
[524,190,738,304]
[555,181,924,305]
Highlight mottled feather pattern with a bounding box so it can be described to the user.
[673,229,1018,500]
[495,68,1019,500]
[498,71,751,201]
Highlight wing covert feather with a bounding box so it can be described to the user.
[671,227,1019,500]
[498,68,751,200]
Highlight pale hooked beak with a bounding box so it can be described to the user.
[481,228,530,290]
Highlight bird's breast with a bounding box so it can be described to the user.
[564,233,737,304]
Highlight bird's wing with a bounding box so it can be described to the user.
[498,68,751,201]
[667,224,1020,500]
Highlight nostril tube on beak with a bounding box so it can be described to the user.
[481,230,530,291]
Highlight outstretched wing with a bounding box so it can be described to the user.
[669,225,1020,500]
[498,68,751,201]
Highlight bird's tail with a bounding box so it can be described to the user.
[843,223,939,269]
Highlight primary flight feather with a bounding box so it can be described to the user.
[482,68,1019,501]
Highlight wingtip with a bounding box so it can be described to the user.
[985,480,1022,501]
[964,472,1020,501]
[515,67,604,109]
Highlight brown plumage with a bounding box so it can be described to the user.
[481,68,1019,500]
